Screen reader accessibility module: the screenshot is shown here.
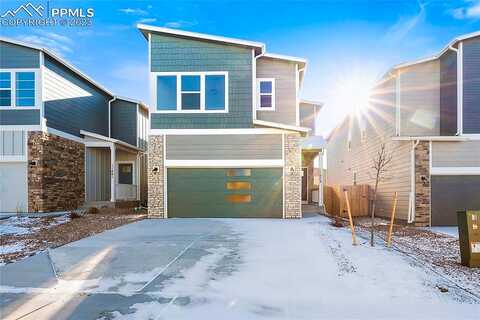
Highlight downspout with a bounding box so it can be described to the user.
[408,139,420,223]
[448,44,462,136]
[108,96,117,138]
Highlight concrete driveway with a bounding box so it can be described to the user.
[0,216,478,319]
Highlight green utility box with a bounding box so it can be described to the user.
[457,210,480,268]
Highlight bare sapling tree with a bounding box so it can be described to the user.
[370,143,393,246]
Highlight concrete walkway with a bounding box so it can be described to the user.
[0,216,477,320]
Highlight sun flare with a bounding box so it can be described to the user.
[334,75,374,117]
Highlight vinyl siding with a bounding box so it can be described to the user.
[166,134,282,160]
[0,130,25,156]
[0,41,39,69]
[150,34,253,129]
[256,58,297,126]
[44,56,110,137]
[85,148,111,202]
[440,51,457,136]
[462,36,480,134]
[399,60,440,136]
[137,107,148,150]
[0,109,40,125]
[431,141,480,167]
[111,99,137,146]
[327,78,412,220]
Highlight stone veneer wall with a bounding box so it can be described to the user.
[147,135,165,218]
[28,131,84,212]
[414,141,431,227]
[284,133,302,218]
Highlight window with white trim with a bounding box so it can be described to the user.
[0,70,37,108]
[257,78,275,110]
[155,72,228,112]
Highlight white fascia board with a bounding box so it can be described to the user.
[149,128,290,135]
[391,136,470,142]
[0,125,42,131]
[262,53,307,65]
[165,159,283,168]
[137,24,265,52]
[80,130,142,152]
[300,99,323,107]
[431,167,480,175]
[46,127,84,144]
[253,119,311,133]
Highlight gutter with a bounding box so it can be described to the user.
[108,96,117,137]
[408,139,420,224]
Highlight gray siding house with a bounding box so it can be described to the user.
[138,24,324,218]
[0,38,149,213]
[326,31,480,226]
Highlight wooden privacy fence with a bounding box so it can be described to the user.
[323,185,371,218]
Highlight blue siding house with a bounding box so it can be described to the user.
[0,38,149,213]
[137,25,325,219]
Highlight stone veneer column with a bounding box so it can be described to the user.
[147,135,165,218]
[414,141,431,227]
[28,131,85,212]
[284,133,302,218]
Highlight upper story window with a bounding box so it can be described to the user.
[257,78,275,111]
[155,72,228,113]
[0,70,37,108]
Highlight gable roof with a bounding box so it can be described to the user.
[0,36,148,111]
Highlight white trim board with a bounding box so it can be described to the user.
[149,128,295,135]
[431,167,480,175]
[165,159,284,168]
[253,119,310,133]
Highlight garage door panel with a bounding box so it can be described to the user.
[431,175,480,226]
[168,168,283,218]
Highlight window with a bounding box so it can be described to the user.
[118,163,133,185]
[226,182,251,190]
[257,78,275,110]
[157,75,177,111]
[155,72,228,112]
[16,72,35,107]
[0,70,37,108]
[181,75,201,110]
[226,194,251,203]
[0,72,11,107]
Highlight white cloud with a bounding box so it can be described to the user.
[164,20,198,29]
[137,18,157,24]
[451,1,480,19]
[384,2,425,43]
[119,8,148,16]
[16,30,73,57]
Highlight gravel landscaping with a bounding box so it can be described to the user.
[0,207,146,264]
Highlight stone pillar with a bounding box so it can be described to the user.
[414,141,431,227]
[28,131,85,212]
[284,133,302,218]
[148,135,165,218]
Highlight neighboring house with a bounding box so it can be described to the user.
[326,31,480,226]
[137,24,325,218]
[0,38,149,213]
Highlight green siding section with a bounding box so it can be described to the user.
[168,168,283,218]
[0,109,40,125]
[0,41,39,69]
[150,34,253,129]
[111,99,137,146]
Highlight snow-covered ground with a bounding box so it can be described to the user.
[107,217,479,319]
[1,216,478,320]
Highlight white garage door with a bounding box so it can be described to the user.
[0,162,28,213]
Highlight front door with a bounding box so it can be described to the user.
[302,167,308,203]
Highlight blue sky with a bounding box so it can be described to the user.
[1,0,480,135]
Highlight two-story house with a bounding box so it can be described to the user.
[138,24,324,218]
[0,38,149,213]
[327,31,480,226]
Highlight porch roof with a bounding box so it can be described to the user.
[80,130,143,152]
[301,135,326,151]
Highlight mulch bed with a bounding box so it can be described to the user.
[1,207,146,264]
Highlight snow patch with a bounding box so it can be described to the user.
[0,242,25,254]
